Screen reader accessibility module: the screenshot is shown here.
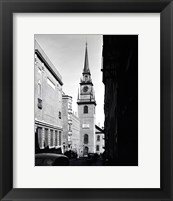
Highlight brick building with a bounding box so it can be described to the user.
[62,94,72,152]
[95,125,105,155]
[34,40,63,153]
[77,43,96,157]
[71,113,80,156]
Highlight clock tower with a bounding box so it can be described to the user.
[77,43,96,157]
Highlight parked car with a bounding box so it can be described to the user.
[35,153,69,166]
[64,150,78,159]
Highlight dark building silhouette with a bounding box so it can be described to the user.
[102,35,138,166]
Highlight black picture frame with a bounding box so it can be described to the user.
[0,0,173,200]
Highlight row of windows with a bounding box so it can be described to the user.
[37,127,62,149]
[82,143,101,152]
[83,135,102,144]
[96,135,104,141]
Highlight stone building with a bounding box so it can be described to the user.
[77,43,96,157]
[62,94,73,152]
[62,95,80,155]
[71,112,80,156]
[95,125,105,155]
[102,35,138,165]
[34,40,63,153]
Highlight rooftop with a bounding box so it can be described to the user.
[35,40,63,86]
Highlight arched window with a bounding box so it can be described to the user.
[97,135,100,141]
[84,105,88,114]
[96,145,99,151]
[83,146,89,156]
[84,134,88,144]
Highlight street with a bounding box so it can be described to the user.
[69,157,104,166]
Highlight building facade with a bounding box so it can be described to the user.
[95,125,105,155]
[102,35,138,165]
[62,94,73,152]
[77,43,96,157]
[71,113,80,156]
[35,40,63,153]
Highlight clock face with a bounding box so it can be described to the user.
[83,86,89,92]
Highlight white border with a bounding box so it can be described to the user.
[13,13,160,188]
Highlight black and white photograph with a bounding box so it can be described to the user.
[34,35,138,166]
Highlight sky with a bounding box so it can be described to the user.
[35,35,104,127]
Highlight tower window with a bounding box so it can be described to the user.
[97,135,100,141]
[84,134,88,144]
[85,75,88,81]
[96,145,99,151]
[84,105,88,113]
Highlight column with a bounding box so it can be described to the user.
[41,127,45,149]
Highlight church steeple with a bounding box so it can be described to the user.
[77,42,96,105]
[81,43,92,84]
[83,42,90,75]
[77,42,96,157]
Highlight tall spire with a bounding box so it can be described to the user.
[83,42,90,74]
